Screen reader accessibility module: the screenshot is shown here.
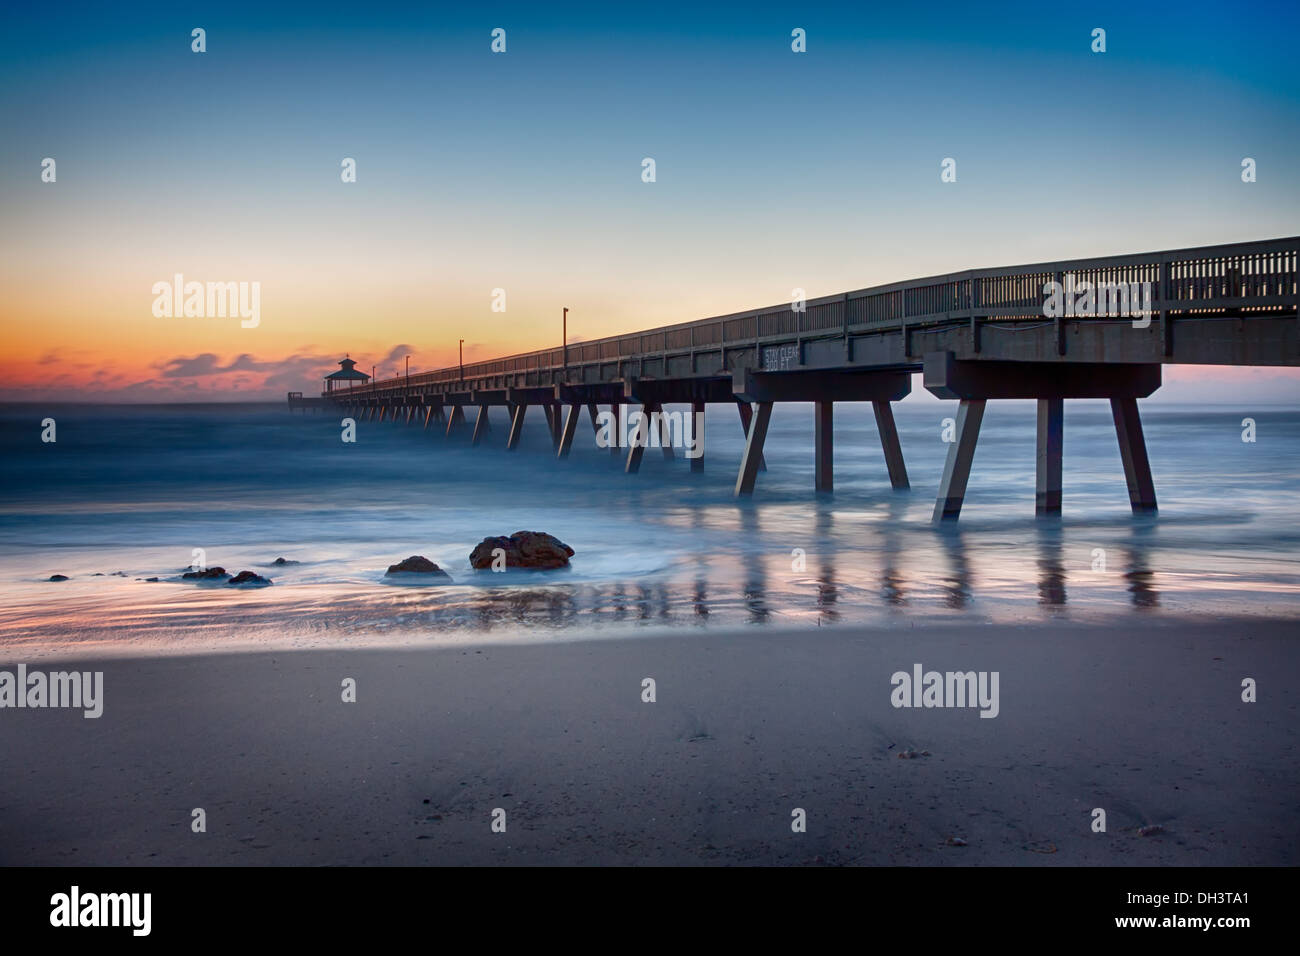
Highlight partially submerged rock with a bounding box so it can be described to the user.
[48,574,69,582]
[270,557,299,566]
[182,567,228,580]
[385,556,451,579]
[469,531,574,570]
[228,570,272,587]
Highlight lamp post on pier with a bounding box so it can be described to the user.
[459,339,464,382]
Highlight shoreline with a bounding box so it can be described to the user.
[1,617,1294,866]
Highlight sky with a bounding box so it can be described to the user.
[1,0,1297,402]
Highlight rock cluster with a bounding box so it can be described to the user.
[385,556,451,579]
[469,531,574,570]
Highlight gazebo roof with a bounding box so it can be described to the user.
[326,356,370,381]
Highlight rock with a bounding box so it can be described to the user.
[946,836,968,847]
[271,557,299,565]
[897,749,931,759]
[469,531,574,570]
[144,577,160,583]
[182,567,228,580]
[1138,824,1165,837]
[48,574,69,582]
[228,570,272,587]
[385,556,451,578]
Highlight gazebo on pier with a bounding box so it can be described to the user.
[325,356,370,394]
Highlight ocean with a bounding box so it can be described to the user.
[2,397,1297,655]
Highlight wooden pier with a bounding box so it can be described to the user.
[301,237,1299,520]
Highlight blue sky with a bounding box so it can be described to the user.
[1,0,1297,400]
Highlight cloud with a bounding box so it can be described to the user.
[382,344,415,365]
[159,353,282,377]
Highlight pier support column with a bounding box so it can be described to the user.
[506,403,528,451]
[557,405,580,459]
[587,403,602,446]
[734,401,774,496]
[423,406,434,430]
[814,400,833,493]
[873,401,910,490]
[736,400,767,471]
[611,403,623,458]
[690,400,705,473]
[625,402,661,474]
[659,408,675,461]
[1036,398,1064,515]
[932,399,985,522]
[378,405,387,423]
[444,404,465,438]
[1110,397,1157,512]
[542,406,556,448]
[471,405,491,445]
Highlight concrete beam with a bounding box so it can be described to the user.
[734,401,774,496]
[624,375,733,405]
[1111,397,1157,512]
[557,405,580,459]
[814,401,833,493]
[924,352,1160,399]
[547,404,562,449]
[932,399,985,522]
[444,404,466,437]
[872,401,909,490]
[506,385,557,406]
[1036,398,1064,515]
[735,401,767,472]
[506,403,527,450]
[471,404,491,445]
[733,367,912,403]
[625,402,661,474]
[690,400,704,473]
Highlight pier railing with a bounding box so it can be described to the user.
[330,236,1298,397]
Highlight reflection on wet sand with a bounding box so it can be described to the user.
[1124,521,1161,609]
[1036,527,1067,608]
[0,505,1201,652]
[937,529,973,609]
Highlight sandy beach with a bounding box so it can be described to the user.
[1,617,1294,866]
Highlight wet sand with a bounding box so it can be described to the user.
[0,618,1295,866]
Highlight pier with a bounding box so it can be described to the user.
[305,237,1299,520]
